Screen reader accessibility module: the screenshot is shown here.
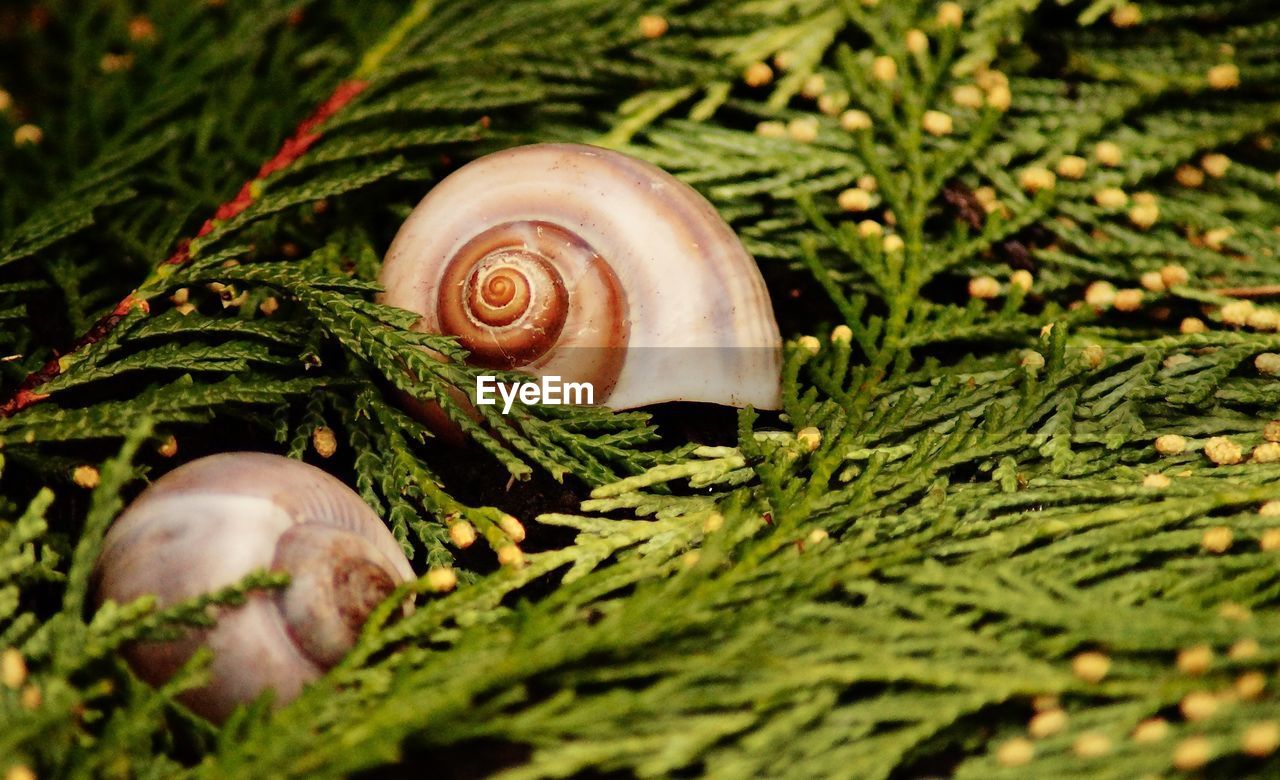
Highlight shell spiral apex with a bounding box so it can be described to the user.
[92,452,414,723]
[379,143,783,412]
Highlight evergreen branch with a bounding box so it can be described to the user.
[5,1,1280,777]
[0,0,446,419]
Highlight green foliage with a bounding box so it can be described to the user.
[5,0,1280,777]
[0,424,290,777]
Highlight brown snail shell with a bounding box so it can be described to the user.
[379,143,782,412]
[93,452,414,722]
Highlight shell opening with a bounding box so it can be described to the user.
[273,525,402,669]
[331,558,397,634]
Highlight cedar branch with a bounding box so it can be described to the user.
[0,79,368,418]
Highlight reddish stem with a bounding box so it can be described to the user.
[0,79,369,419]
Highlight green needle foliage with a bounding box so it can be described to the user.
[4,0,1280,777]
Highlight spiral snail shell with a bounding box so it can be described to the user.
[93,452,414,722]
[379,143,782,411]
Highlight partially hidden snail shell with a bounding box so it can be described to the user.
[379,143,782,410]
[93,452,414,722]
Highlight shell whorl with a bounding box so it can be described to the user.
[380,143,783,410]
[435,220,629,396]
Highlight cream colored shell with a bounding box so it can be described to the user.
[94,452,414,722]
[380,143,782,410]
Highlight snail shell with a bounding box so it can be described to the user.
[93,452,414,723]
[379,143,782,411]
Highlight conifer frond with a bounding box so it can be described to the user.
[6,0,1280,777]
